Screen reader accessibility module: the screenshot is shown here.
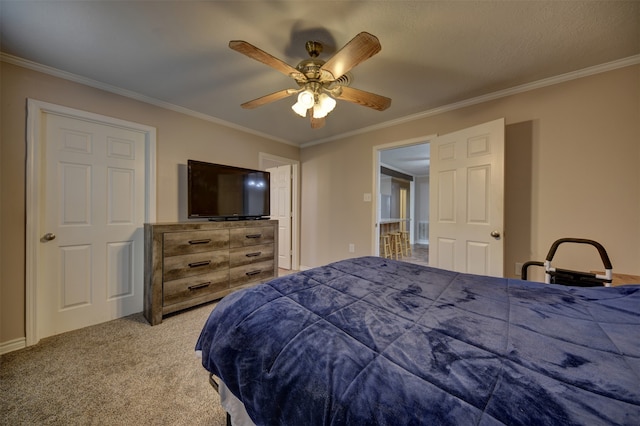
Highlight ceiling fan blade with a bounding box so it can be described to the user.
[336,86,391,111]
[310,115,326,129]
[320,32,382,81]
[229,40,305,80]
[241,89,296,109]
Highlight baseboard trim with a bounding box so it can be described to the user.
[0,337,26,355]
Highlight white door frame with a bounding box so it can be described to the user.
[259,153,300,270]
[25,99,157,346]
[372,135,436,255]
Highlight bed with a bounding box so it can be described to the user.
[195,256,640,425]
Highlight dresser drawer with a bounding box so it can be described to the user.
[163,250,229,281]
[163,270,229,307]
[230,260,275,287]
[229,243,275,267]
[145,220,278,325]
[230,226,275,248]
[164,230,229,257]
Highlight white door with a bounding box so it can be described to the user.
[268,165,292,269]
[429,118,505,276]
[38,113,147,338]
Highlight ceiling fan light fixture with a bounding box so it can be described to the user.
[291,101,308,117]
[292,89,315,117]
[313,93,337,118]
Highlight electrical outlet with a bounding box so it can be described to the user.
[349,243,355,253]
[363,193,372,202]
[515,262,524,276]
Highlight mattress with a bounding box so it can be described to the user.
[196,256,640,425]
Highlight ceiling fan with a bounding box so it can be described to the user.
[229,32,391,129]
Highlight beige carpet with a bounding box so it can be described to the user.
[0,303,227,425]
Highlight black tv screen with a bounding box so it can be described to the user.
[188,160,270,220]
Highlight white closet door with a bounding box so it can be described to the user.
[38,113,146,338]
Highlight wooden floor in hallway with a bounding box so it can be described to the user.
[388,243,429,267]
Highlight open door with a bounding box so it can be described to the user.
[429,118,505,277]
[268,165,292,270]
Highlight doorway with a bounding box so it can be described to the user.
[373,138,432,266]
[373,119,505,275]
[260,153,300,271]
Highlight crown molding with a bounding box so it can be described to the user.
[0,52,297,147]
[301,54,640,148]
[3,52,638,150]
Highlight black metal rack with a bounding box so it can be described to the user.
[522,238,613,287]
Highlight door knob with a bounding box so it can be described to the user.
[42,232,56,241]
[490,230,501,239]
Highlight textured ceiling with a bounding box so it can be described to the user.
[1,1,639,147]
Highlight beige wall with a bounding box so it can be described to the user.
[0,62,299,344]
[2,61,639,347]
[300,65,640,279]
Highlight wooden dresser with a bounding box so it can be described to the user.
[144,220,278,325]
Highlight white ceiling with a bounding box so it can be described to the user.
[381,143,430,177]
[1,1,639,147]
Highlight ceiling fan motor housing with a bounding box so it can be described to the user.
[296,58,325,81]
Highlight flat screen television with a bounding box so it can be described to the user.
[188,160,270,220]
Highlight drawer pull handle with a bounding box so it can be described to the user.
[189,239,211,245]
[246,270,262,276]
[246,252,261,258]
[188,282,211,291]
[246,234,262,239]
[188,260,211,268]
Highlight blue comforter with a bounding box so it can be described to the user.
[196,256,640,425]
